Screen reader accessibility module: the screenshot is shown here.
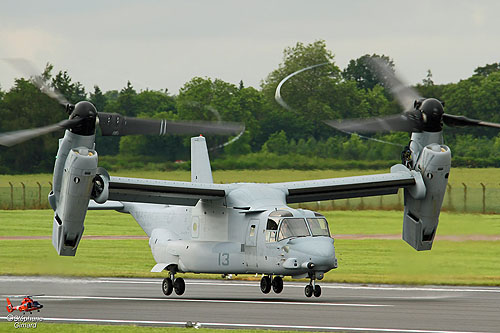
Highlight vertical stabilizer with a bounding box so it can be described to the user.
[191,136,213,184]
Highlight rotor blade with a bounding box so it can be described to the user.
[97,113,244,136]
[367,57,421,111]
[0,118,82,147]
[324,113,420,134]
[4,58,70,106]
[209,126,246,151]
[275,63,329,110]
[443,113,500,129]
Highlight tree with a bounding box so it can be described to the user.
[261,130,288,155]
[176,77,259,154]
[0,78,62,172]
[117,81,138,116]
[89,85,106,112]
[342,54,394,90]
[261,40,342,139]
[51,68,86,103]
[422,69,434,86]
[224,133,251,156]
[473,63,500,77]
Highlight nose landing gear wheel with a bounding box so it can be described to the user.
[260,275,272,294]
[174,277,185,295]
[162,277,173,296]
[313,285,321,297]
[304,284,313,297]
[272,276,283,294]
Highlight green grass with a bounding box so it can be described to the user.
[0,323,301,333]
[324,210,500,235]
[2,210,500,237]
[330,239,500,285]
[1,210,500,285]
[0,210,144,236]
[0,239,156,277]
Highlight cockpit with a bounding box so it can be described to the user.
[265,210,330,243]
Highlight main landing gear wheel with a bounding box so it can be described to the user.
[313,285,321,297]
[174,277,185,295]
[260,275,271,294]
[272,276,283,294]
[162,277,173,296]
[304,284,313,297]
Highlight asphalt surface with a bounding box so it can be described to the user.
[1,276,499,332]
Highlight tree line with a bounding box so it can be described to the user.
[1,40,500,173]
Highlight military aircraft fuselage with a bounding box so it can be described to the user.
[125,184,337,279]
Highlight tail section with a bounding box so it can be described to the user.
[191,136,213,184]
[6,298,13,312]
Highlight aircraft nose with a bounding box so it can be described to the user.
[287,237,336,267]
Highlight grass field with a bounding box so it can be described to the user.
[1,209,499,285]
[2,210,500,236]
[0,323,300,333]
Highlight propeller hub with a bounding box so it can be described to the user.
[69,101,98,135]
[417,98,444,132]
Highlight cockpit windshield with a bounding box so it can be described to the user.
[307,218,330,236]
[277,218,310,241]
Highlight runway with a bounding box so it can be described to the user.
[1,276,499,332]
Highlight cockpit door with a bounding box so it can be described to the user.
[245,219,259,269]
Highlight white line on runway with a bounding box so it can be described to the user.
[0,316,491,333]
[37,295,390,307]
[2,276,499,294]
[101,279,500,294]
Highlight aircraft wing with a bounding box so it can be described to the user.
[103,176,228,206]
[272,164,424,204]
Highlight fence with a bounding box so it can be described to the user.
[0,182,53,209]
[2,182,500,214]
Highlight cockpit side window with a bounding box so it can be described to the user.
[266,219,278,230]
[307,218,330,236]
[277,218,310,241]
[266,219,278,243]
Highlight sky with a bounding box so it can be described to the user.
[1,0,499,95]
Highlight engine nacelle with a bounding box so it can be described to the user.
[402,143,451,251]
[52,147,98,256]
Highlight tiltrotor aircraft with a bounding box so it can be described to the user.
[2,58,500,298]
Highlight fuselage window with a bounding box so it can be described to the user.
[307,218,330,236]
[277,218,310,241]
[249,225,256,237]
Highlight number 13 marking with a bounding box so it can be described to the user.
[218,253,229,266]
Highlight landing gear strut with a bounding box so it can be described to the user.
[305,274,321,298]
[260,275,284,294]
[162,271,185,296]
